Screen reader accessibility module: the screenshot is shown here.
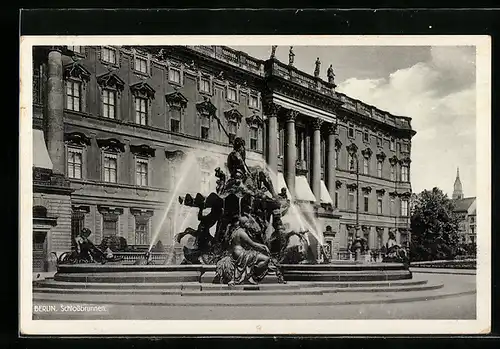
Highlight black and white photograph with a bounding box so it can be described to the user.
[19,36,491,335]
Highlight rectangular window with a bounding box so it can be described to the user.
[102,47,116,64]
[102,217,117,237]
[67,45,82,53]
[363,158,369,175]
[348,192,355,211]
[377,197,383,214]
[363,195,369,212]
[376,136,382,148]
[470,216,475,224]
[135,56,148,74]
[335,191,338,208]
[401,165,409,182]
[227,87,237,102]
[390,165,396,181]
[363,131,369,143]
[170,119,180,133]
[390,198,395,215]
[135,97,148,125]
[103,153,117,183]
[249,94,259,108]
[348,153,355,171]
[71,212,85,246]
[377,160,383,177]
[402,143,409,153]
[201,126,210,139]
[250,128,258,150]
[102,89,116,119]
[67,148,83,179]
[335,149,339,168]
[390,138,396,151]
[348,125,355,139]
[169,68,181,84]
[135,159,148,186]
[228,121,237,144]
[135,218,149,245]
[199,77,211,93]
[65,80,81,111]
[401,199,409,217]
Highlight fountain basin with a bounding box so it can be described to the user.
[52,262,411,284]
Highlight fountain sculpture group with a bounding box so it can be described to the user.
[55,137,410,286]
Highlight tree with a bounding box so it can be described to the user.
[410,187,460,261]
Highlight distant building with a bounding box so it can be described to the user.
[31,45,416,271]
[452,168,476,244]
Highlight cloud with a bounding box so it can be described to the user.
[337,46,476,197]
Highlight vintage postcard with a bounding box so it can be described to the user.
[19,35,491,335]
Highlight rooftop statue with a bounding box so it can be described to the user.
[314,57,321,78]
[289,46,295,66]
[327,64,335,84]
[270,45,277,59]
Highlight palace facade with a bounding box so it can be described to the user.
[31,45,416,271]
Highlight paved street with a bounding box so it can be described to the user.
[32,272,476,320]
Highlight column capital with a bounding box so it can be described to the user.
[326,122,337,135]
[284,109,299,122]
[263,101,282,117]
[312,118,324,130]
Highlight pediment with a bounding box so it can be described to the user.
[389,155,399,165]
[245,114,263,128]
[376,151,386,161]
[64,132,91,146]
[97,71,125,91]
[96,138,125,152]
[130,144,156,158]
[361,147,373,159]
[165,149,186,161]
[165,91,188,108]
[130,81,156,99]
[346,143,358,155]
[63,61,91,81]
[224,108,243,123]
[196,98,217,117]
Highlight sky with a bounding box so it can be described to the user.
[232,45,477,198]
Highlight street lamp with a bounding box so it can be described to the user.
[347,144,363,262]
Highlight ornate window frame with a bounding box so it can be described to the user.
[226,82,239,104]
[130,144,156,187]
[167,61,183,86]
[224,108,243,144]
[97,138,125,184]
[248,91,260,110]
[99,46,119,67]
[63,61,90,113]
[130,81,156,126]
[198,73,213,96]
[347,123,355,139]
[64,132,91,180]
[97,71,125,120]
[246,113,264,151]
[133,49,151,76]
[130,208,154,246]
[165,91,188,134]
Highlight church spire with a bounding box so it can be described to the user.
[452,166,464,200]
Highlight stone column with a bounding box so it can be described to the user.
[326,122,337,203]
[264,102,280,184]
[284,109,298,198]
[46,46,65,175]
[311,118,323,205]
